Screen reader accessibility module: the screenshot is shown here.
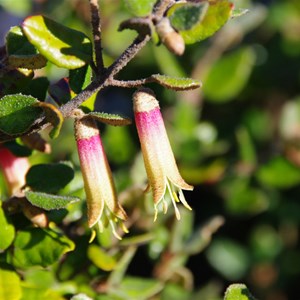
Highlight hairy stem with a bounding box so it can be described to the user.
[89,0,104,73]
[107,35,151,79]
[153,0,175,21]
[111,78,153,88]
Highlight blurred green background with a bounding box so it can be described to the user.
[1,0,300,299]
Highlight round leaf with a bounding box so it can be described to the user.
[22,15,92,69]
[0,204,15,251]
[0,94,42,135]
[169,2,209,31]
[224,284,256,300]
[0,265,22,300]
[206,238,249,280]
[25,191,80,211]
[123,0,156,17]
[151,74,201,91]
[256,156,300,189]
[203,47,255,102]
[9,228,75,268]
[6,26,47,69]
[84,112,131,126]
[169,0,234,44]
[87,245,117,271]
[26,162,74,193]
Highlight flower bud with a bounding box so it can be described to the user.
[133,88,193,221]
[75,117,127,239]
[156,17,185,56]
[0,145,30,196]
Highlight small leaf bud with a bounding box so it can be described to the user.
[156,17,185,56]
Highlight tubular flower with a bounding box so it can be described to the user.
[0,145,30,196]
[133,88,193,220]
[74,117,127,239]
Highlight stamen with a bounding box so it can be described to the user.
[166,180,181,220]
[178,189,192,210]
[89,229,97,243]
[153,206,158,222]
[172,191,181,220]
[121,221,129,234]
[109,219,122,240]
[162,199,168,214]
[97,220,104,233]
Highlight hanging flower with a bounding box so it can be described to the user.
[0,145,30,196]
[133,88,193,220]
[74,116,127,239]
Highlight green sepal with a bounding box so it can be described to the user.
[22,15,92,69]
[25,191,80,211]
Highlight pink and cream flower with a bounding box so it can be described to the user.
[0,145,30,196]
[133,88,193,220]
[74,116,127,239]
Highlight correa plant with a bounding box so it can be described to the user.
[0,0,256,299]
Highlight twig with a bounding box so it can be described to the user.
[110,78,153,88]
[89,0,104,73]
[153,0,175,21]
[107,35,151,79]
[60,79,104,118]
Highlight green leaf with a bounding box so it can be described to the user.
[70,294,93,300]
[256,156,300,189]
[48,78,72,105]
[169,0,234,44]
[231,8,249,18]
[36,102,64,139]
[9,228,75,268]
[20,285,65,300]
[69,65,92,94]
[123,0,156,17]
[25,191,80,211]
[206,238,249,280]
[5,140,32,157]
[6,26,47,69]
[84,112,132,126]
[151,74,201,91]
[224,284,256,300]
[21,77,50,101]
[169,2,209,31]
[87,245,117,271]
[110,277,163,300]
[0,94,42,135]
[22,15,92,69]
[26,162,74,193]
[0,264,22,300]
[69,66,97,111]
[0,204,15,251]
[203,47,255,102]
